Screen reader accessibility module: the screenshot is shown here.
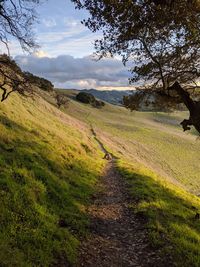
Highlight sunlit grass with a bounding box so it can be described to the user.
[0,93,105,266]
[59,93,200,194]
[117,159,200,267]
[34,89,200,266]
[3,88,200,266]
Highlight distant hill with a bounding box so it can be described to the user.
[75,89,186,111]
[58,88,187,111]
[82,89,134,105]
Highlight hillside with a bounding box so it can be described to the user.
[1,88,200,266]
[82,89,133,105]
[0,91,105,266]
[58,91,200,266]
[58,88,133,105]
[58,88,187,111]
[58,89,200,194]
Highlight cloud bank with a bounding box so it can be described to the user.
[15,54,134,90]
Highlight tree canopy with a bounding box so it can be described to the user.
[0,0,40,52]
[72,0,200,90]
[76,91,105,108]
[0,54,33,101]
[72,0,200,133]
[24,72,54,92]
[0,0,40,101]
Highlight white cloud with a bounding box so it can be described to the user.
[43,32,101,57]
[15,54,134,90]
[63,18,80,27]
[42,18,57,28]
[33,50,50,58]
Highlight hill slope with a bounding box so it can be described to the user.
[1,89,200,266]
[58,91,200,194]
[58,92,200,267]
[0,92,105,266]
[82,89,133,105]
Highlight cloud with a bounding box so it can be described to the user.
[42,18,57,28]
[63,18,80,27]
[15,54,134,90]
[33,50,50,58]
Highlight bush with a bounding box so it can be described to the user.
[76,92,105,108]
[24,72,54,92]
[76,92,95,104]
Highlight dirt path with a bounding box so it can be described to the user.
[76,159,171,267]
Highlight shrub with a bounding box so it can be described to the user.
[76,92,105,108]
[24,72,54,92]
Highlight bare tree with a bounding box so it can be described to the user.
[0,0,40,102]
[56,92,70,109]
[0,0,40,53]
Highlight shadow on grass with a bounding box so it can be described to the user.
[0,115,27,131]
[117,164,200,267]
[0,116,100,266]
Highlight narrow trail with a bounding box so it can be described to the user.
[76,128,170,267]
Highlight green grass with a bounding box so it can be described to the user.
[54,90,200,265]
[117,159,200,267]
[2,88,200,266]
[0,93,105,266]
[58,93,200,194]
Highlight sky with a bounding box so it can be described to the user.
[2,0,134,90]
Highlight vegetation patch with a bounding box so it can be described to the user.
[76,92,105,108]
[117,159,200,267]
[24,72,54,92]
[0,93,105,266]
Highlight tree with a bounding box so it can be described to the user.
[0,54,33,101]
[76,92,96,104]
[72,0,200,133]
[76,92,105,108]
[0,0,40,101]
[55,92,70,109]
[0,0,40,52]
[24,72,54,92]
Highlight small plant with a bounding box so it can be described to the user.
[56,93,70,108]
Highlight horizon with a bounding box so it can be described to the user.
[57,87,136,91]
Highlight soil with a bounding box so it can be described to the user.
[76,160,172,267]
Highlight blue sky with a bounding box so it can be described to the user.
[34,0,101,57]
[3,0,134,90]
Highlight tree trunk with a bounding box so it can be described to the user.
[170,82,200,134]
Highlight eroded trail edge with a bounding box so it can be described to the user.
[76,129,170,266]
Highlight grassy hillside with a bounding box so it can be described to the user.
[56,90,200,266]
[2,87,200,266]
[117,160,200,267]
[58,91,200,194]
[0,92,105,266]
